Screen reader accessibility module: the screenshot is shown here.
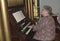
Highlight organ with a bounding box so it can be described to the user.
[0,0,39,41]
[8,5,34,41]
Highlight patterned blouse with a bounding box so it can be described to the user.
[33,16,55,41]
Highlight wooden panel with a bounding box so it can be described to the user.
[0,12,4,41]
[0,0,24,7]
[8,0,24,7]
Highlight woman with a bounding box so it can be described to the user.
[29,5,56,41]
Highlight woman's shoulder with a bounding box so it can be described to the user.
[46,16,55,24]
[41,16,53,19]
[41,16,54,22]
[48,16,54,21]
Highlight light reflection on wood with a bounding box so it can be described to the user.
[1,0,11,41]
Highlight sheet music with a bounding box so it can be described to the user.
[13,11,25,23]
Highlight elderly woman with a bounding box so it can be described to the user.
[29,5,56,41]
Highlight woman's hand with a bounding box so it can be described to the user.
[28,25,34,29]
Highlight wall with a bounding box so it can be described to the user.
[40,0,60,15]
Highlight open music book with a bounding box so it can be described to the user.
[12,11,25,23]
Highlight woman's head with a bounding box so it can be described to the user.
[41,5,52,16]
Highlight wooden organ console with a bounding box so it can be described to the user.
[0,0,39,41]
[8,6,34,41]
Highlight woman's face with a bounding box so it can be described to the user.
[41,8,49,16]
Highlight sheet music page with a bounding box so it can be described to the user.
[13,11,25,23]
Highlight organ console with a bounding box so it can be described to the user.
[8,5,34,41]
[0,0,39,41]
